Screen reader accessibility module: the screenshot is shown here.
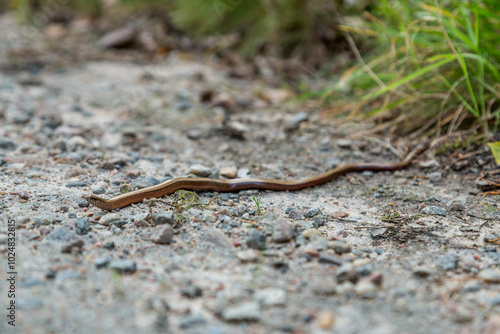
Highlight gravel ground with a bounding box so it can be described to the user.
[1,13,499,334]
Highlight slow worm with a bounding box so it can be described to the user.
[86,145,425,210]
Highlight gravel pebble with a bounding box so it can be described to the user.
[109,260,137,274]
[421,206,447,216]
[246,229,266,250]
[273,219,294,243]
[478,269,500,283]
[99,213,122,226]
[328,241,352,254]
[317,310,335,330]
[75,217,90,235]
[189,164,212,176]
[222,302,261,321]
[413,266,436,277]
[202,229,233,249]
[178,314,206,329]
[354,281,378,298]
[150,225,174,244]
[254,288,286,306]
[304,208,322,218]
[237,249,259,263]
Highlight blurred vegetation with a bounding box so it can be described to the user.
[6,0,500,136]
[323,0,500,136]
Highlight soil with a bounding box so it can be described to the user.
[0,13,499,334]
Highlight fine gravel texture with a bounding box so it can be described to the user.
[1,13,500,334]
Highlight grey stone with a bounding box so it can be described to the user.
[436,254,458,270]
[446,197,466,211]
[273,219,294,243]
[95,257,111,269]
[421,206,447,216]
[478,269,500,283]
[110,260,137,274]
[289,112,309,127]
[413,266,436,277]
[336,263,358,283]
[304,208,322,218]
[319,253,342,266]
[222,302,261,321]
[189,164,212,176]
[33,215,58,226]
[178,314,206,329]
[328,241,352,254]
[46,227,77,242]
[0,137,16,149]
[75,217,90,235]
[254,288,286,306]
[150,225,174,244]
[354,281,377,298]
[99,213,122,226]
[202,229,233,249]
[429,172,442,182]
[246,229,266,250]
[237,249,259,263]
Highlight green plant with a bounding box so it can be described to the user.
[251,195,264,215]
[323,0,500,136]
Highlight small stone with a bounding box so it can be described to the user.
[304,244,320,257]
[446,197,466,211]
[429,172,442,182]
[304,208,322,218]
[71,239,84,248]
[289,112,309,127]
[224,121,248,139]
[302,228,321,239]
[336,263,358,283]
[75,217,90,235]
[17,191,30,200]
[98,25,136,48]
[246,230,266,250]
[370,227,387,238]
[374,248,385,255]
[273,219,294,243]
[0,137,16,149]
[237,249,259,263]
[354,281,377,298]
[436,254,458,271]
[46,227,77,242]
[412,266,436,277]
[478,269,500,283]
[103,241,115,250]
[328,241,352,254]
[61,244,72,253]
[99,213,122,226]
[110,260,137,274]
[364,273,383,287]
[95,257,111,269]
[66,136,90,151]
[181,285,202,298]
[178,314,206,329]
[33,215,58,226]
[317,310,335,330]
[189,164,212,177]
[419,159,439,168]
[222,302,261,321]
[150,225,174,244]
[337,139,353,148]
[254,288,286,306]
[202,229,233,249]
[319,254,342,266]
[311,281,337,296]
[395,178,408,185]
[421,206,447,216]
[220,167,237,179]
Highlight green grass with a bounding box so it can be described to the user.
[321,0,500,136]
